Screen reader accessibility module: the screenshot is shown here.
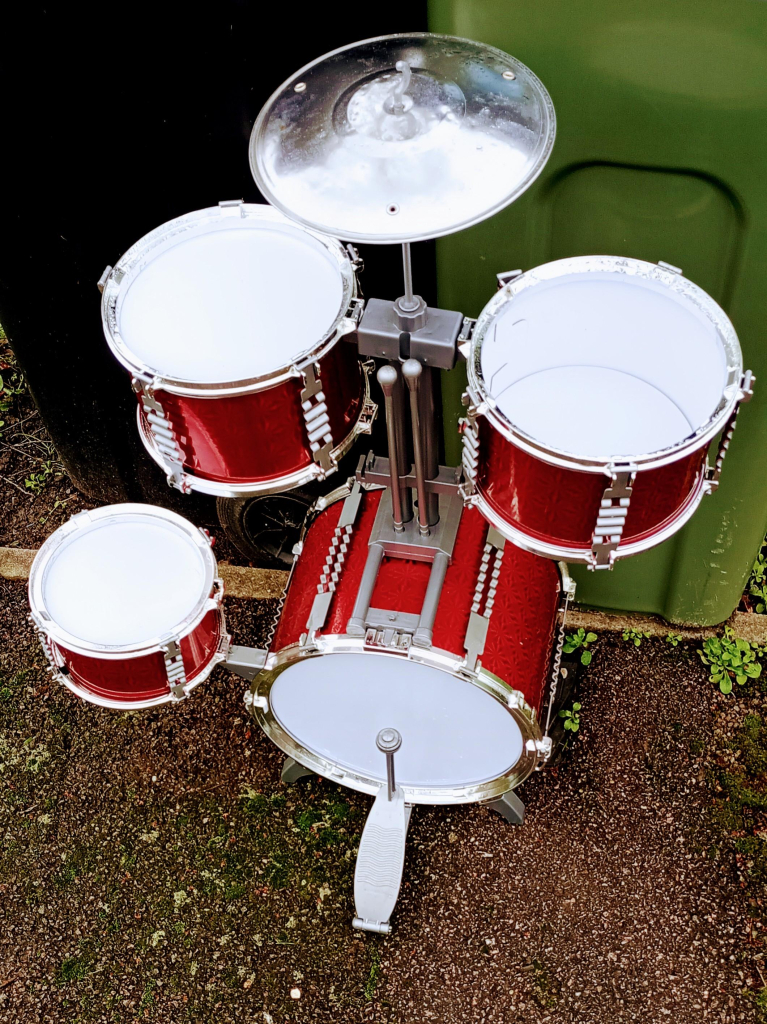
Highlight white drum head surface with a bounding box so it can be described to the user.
[118,219,344,383]
[270,653,524,788]
[42,518,207,648]
[480,269,730,460]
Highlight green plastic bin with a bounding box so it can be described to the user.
[430,0,767,625]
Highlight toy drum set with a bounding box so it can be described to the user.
[28,32,753,933]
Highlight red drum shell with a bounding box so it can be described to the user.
[143,342,365,486]
[52,609,224,708]
[274,488,561,716]
[475,418,707,554]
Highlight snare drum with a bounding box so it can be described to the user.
[463,256,753,568]
[245,484,569,804]
[28,505,229,709]
[100,202,376,497]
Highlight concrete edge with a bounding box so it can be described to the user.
[2,546,765,643]
[0,547,289,601]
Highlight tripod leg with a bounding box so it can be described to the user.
[486,789,525,825]
[280,756,315,785]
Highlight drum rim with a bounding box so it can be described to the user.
[134,368,374,497]
[101,203,358,396]
[247,638,542,804]
[468,467,709,564]
[467,255,744,472]
[248,31,557,245]
[45,608,229,710]
[28,504,219,657]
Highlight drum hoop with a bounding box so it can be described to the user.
[248,32,556,245]
[52,607,229,710]
[135,364,373,497]
[468,468,709,564]
[248,638,542,804]
[101,204,358,396]
[28,504,218,657]
[467,255,743,472]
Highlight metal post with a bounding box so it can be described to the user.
[376,728,402,801]
[376,365,405,532]
[400,243,418,312]
[413,550,449,648]
[402,359,430,536]
[417,365,441,527]
[346,542,385,636]
[387,362,413,524]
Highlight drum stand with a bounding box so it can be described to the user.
[227,255,531,934]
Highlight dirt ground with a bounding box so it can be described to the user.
[1,572,766,1024]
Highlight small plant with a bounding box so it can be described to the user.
[562,628,597,666]
[24,460,55,494]
[665,632,683,647]
[747,549,767,613]
[559,703,581,733]
[622,627,651,647]
[698,626,763,694]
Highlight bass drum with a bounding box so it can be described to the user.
[245,484,572,805]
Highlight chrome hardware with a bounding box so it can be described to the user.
[346,243,364,273]
[377,365,406,532]
[162,639,188,700]
[218,198,245,216]
[132,378,191,494]
[344,296,366,327]
[402,359,431,536]
[464,526,506,671]
[306,482,362,633]
[225,645,268,682]
[363,628,412,653]
[496,269,523,289]
[459,401,481,497]
[377,728,402,802]
[300,362,335,473]
[706,370,755,492]
[589,466,637,570]
[97,265,112,294]
[356,452,461,496]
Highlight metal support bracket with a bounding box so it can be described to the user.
[589,465,637,570]
[299,362,335,473]
[356,452,461,496]
[161,639,189,700]
[306,482,363,634]
[706,370,755,492]
[224,645,268,682]
[132,377,191,494]
[463,526,506,671]
[357,297,465,369]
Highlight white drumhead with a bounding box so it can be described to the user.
[40,514,208,648]
[117,216,345,383]
[270,653,524,788]
[480,268,731,460]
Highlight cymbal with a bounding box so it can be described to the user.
[249,33,556,245]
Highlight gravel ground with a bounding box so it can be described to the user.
[1,574,765,1024]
